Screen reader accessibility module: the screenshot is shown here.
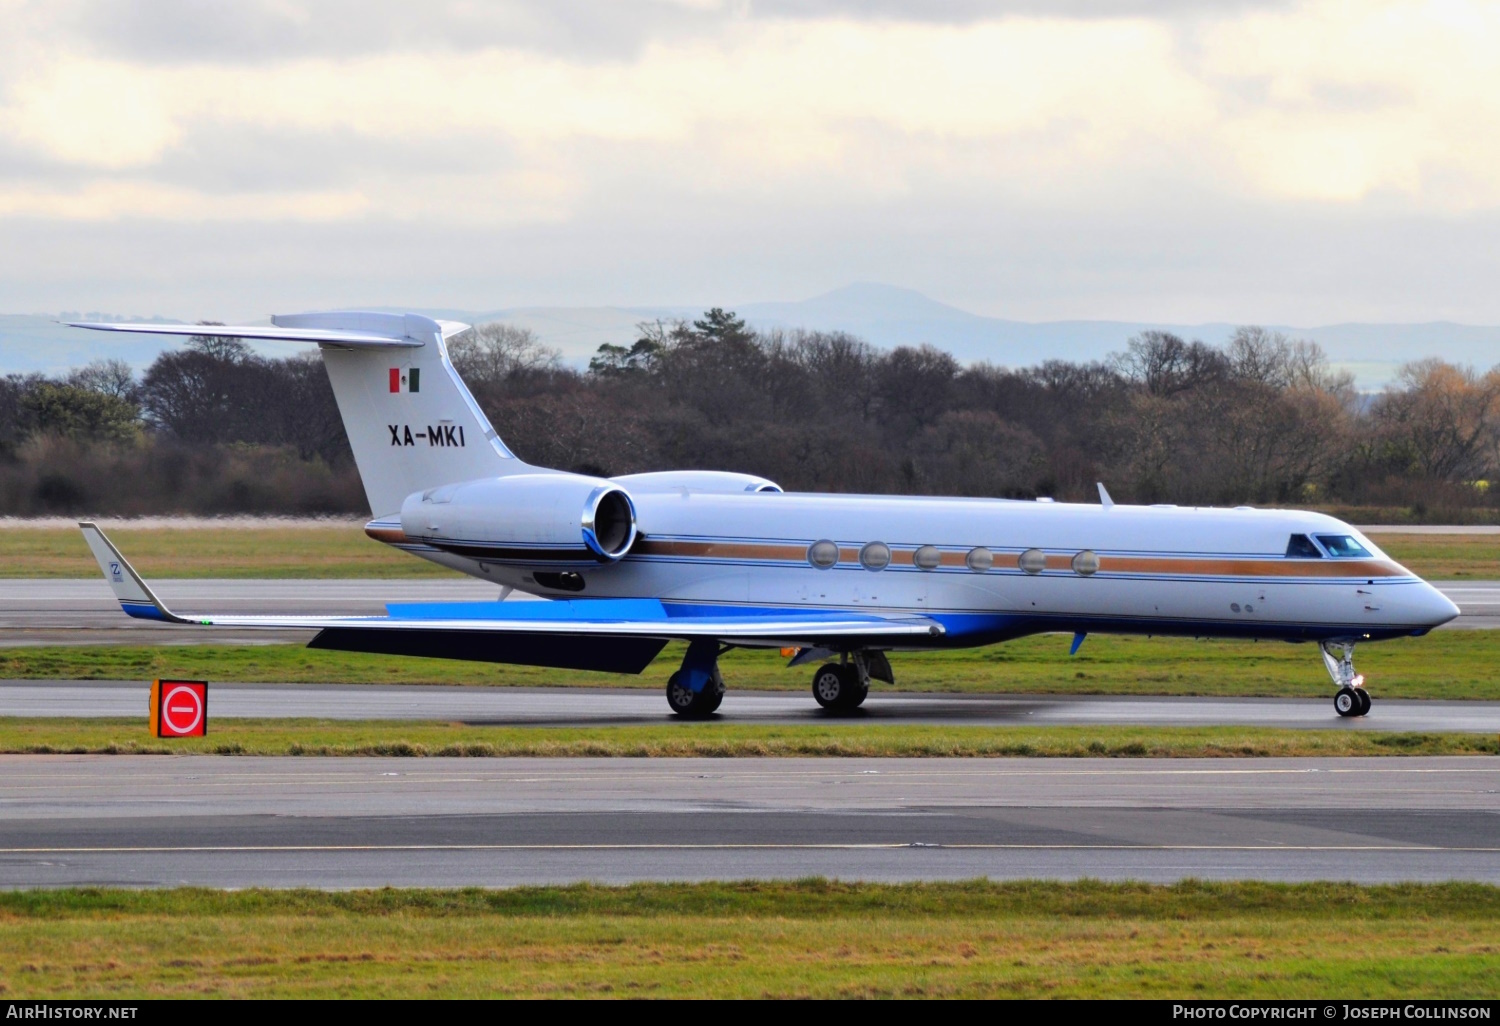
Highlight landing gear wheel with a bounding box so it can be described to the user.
[812,664,865,712]
[811,664,844,709]
[1355,688,1371,716]
[667,670,723,719]
[1334,686,1361,718]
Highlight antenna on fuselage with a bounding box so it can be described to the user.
[1097,482,1114,509]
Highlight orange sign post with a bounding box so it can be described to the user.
[149,680,208,737]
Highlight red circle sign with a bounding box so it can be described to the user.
[161,684,204,735]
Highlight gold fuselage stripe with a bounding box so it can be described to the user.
[372,524,1412,580]
[630,539,1407,578]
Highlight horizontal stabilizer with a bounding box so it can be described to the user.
[65,321,422,348]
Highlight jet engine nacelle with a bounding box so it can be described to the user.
[400,473,638,563]
[612,470,781,494]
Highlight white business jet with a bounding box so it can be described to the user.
[71,312,1458,718]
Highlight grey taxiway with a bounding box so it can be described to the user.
[0,755,1495,889]
[2,680,1498,732]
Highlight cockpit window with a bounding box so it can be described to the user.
[1286,534,1322,558]
[1315,534,1372,558]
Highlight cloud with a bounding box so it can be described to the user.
[0,180,368,221]
[0,0,1497,322]
[9,0,729,63]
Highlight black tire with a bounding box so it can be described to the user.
[1355,688,1371,716]
[667,670,722,718]
[812,664,864,712]
[811,663,846,709]
[1334,686,1360,717]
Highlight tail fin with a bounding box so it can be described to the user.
[275,312,525,514]
[68,311,528,516]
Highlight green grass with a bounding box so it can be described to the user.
[7,629,1498,699]
[1,525,1495,580]
[0,526,455,579]
[1371,533,1500,579]
[1,718,1495,758]
[1,881,1496,997]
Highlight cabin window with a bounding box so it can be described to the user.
[1285,534,1322,558]
[859,541,891,571]
[966,547,993,572]
[913,545,941,570]
[1072,550,1100,576]
[1316,534,1372,558]
[808,539,839,569]
[1018,548,1047,574]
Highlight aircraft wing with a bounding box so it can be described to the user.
[80,523,943,673]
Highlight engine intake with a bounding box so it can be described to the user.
[400,473,638,564]
[583,486,636,559]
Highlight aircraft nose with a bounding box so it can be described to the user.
[1421,583,1461,627]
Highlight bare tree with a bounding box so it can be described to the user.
[67,359,138,402]
[1115,331,1227,397]
[448,323,561,392]
[1372,359,1500,482]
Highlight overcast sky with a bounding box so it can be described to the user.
[1,0,1497,324]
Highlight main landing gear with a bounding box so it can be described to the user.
[810,651,892,713]
[1321,640,1371,718]
[666,639,725,718]
[665,641,897,718]
[811,662,867,712]
[666,666,724,717]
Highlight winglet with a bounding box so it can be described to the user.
[78,522,190,623]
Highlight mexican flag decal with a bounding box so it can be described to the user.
[389,367,420,393]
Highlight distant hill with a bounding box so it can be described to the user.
[9,284,1500,390]
[447,284,1500,389]
[733,284,1500,386]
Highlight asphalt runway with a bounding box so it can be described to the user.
[2,577,1498,645]
[3,679,1499,731]
[0,756,1493,887]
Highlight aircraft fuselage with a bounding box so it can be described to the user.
[369,492,1458,648]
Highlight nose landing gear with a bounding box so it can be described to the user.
[1321,641,1371,718]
